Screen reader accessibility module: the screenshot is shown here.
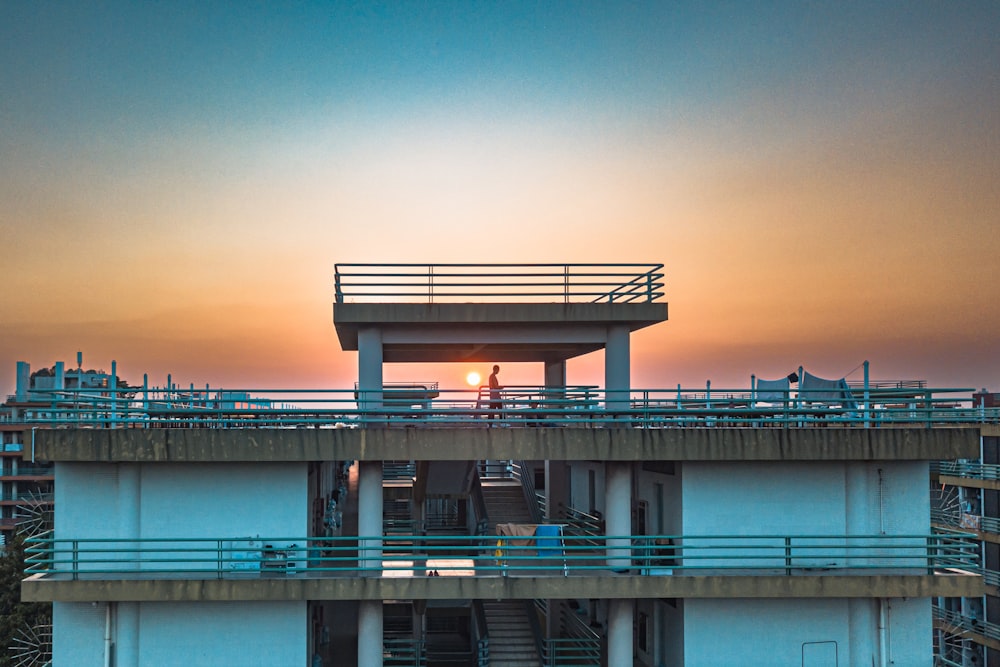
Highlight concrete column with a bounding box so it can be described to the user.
[544,460,569,523]
[357,326,383,412]
[358,600,384,667]
[605,325,630,412]
[15,361,30,402]
[608,599,634,667]
[54,362,65,397]
[544,360,566,389]
[606,462,632,571]
[358,461,383,573]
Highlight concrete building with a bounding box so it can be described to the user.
[931,391,1000,666]
[20,264,991,666]
[1,357,127,546]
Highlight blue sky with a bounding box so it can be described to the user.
[1,1,998,394]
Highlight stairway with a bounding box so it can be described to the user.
[480,479,534,531]
[481,600,542,667]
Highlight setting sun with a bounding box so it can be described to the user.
[466,371,481,387]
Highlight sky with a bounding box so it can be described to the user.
[1,1,998,397]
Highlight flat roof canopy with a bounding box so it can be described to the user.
[333,302,668,363]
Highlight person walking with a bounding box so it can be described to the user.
[488,365,503,422]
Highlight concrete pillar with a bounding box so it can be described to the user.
[544,460,569,523]
[605,325,630,412]
[544,359,566,389]
[15,361,29,402]
[358,461,383,573]
[606,462,632,571]
[358,327,383,413]
[54,361,65,392]
[608,599,634,667]
[358,600,384,667]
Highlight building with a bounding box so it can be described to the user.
[931,391,1000,666]
[1,356,129,546]
[19,263,992,666]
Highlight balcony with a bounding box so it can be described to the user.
[23,532,983,603]
[10,384,998,430]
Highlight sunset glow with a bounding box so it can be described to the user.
[1,3,998,395]
[466,372,481,388]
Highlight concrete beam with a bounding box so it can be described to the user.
[23,572,983,603]
[332,302,667,356]
[34,427,981,463]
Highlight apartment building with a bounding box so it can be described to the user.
[20,264,990,666]
[932,392,1000,667]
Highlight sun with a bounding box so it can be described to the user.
[466,371,481,387]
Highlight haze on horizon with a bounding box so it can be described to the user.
[1,2,998,398]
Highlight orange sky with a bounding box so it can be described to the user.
[1,3,998,397]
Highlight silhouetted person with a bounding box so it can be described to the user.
[488,365,503,421]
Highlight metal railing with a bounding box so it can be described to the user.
[932,461,1000,481]
[535,599,601,667]
[2,466,53,477]
[334,263,665,304]
[25,532,980,579]
[934,604,1000,642]
[383,638,426,667]
[10,385,997,429]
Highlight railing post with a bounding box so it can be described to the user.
[564,264,569,303]
[927,535,936,575]
[428,264,434,303]
[218,539,224,579]
[334,266,344,304]
[73,540,79,581]
[785,537,792,575]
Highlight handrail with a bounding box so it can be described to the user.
[9,385,997,429]
[933,604,1000,642]
[24,533,981,579]
[511,461,543,524]
[334,263,665,304]
[932,461,1000,481]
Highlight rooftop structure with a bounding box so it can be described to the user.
[18,264,999,666]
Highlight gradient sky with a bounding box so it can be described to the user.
[1,1,998,397]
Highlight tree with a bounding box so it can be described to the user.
[0,534,51,667]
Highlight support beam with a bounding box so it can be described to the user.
[358,327,383,411]
[544,360,566,389]
[605,325,630,412]
[358,600,383,667]
[358,461,383,573]
[608,599,634,667]
[606,462,632,571]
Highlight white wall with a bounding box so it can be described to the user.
[56,462,306,540]
[685,597,928,667]
[680,461,929,570]
[54,601,306,667]
[52,461,308,662]
[682,461,928,536]
[686,598,848,667]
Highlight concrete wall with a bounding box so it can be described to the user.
[55,461,307,541]
[54,601,306,667]
[680,461,929,569]
[52,461,307,661]
[684,597,928,666]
